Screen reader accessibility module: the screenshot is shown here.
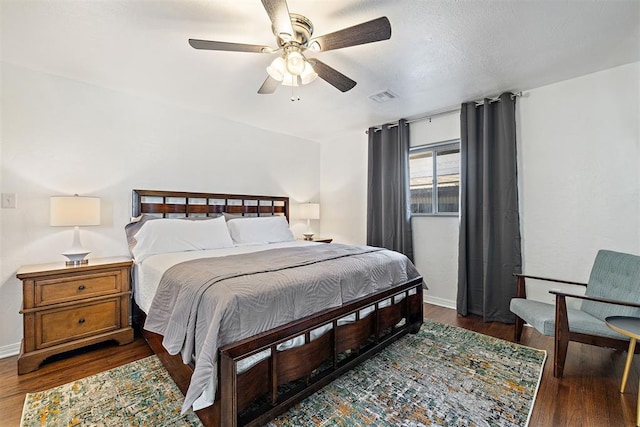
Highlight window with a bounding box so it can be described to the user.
[409,140,460,215]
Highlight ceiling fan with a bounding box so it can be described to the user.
[188,0,391,98]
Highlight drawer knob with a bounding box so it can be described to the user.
[78,318,85,324]
[78,285,86,291]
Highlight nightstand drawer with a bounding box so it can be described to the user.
[36,299,121,349]
[35,272,120,307]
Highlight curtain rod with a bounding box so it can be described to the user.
[366,91,523,134]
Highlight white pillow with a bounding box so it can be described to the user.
[132,216,234,262]
[226,216,294,245]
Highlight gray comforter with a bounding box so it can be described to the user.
[144,243,421,413]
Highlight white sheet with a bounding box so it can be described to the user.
[134,240,320,314]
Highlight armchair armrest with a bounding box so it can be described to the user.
[513,273,587,299]
[514,274,587,287]
[549,290,640,310]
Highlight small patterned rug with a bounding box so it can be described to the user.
[20,355,202,426]
[268,319,546,426]
[21,319,546,426]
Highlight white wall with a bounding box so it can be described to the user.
[319,130,368,245]
[410,63,640,308]
[409,112,460,308]
[517,61,640,304]
[0,63,321,355]
[320,62,640,312]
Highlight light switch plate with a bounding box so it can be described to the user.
[1,193,17,209]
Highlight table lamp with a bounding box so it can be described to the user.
[50,195,101,266]
[299,202,320,240]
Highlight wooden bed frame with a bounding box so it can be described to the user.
[131,189,424,427]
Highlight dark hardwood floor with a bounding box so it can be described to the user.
[0,304,636,426]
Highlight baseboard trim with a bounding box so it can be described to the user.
[0,342,20,359]
[424,295,456,310]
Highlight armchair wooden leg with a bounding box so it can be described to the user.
[554,295,570,378]
[554,334,569,378]
[514,315,524,342]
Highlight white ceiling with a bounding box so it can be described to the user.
[2,0,639,143]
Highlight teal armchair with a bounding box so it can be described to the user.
[510,250,640,377]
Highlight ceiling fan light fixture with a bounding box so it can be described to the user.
[285,50,305,75]
[300,61,318,85]
[282,74,299,87]
[266,57,286,81]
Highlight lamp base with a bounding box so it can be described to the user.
[61,227,91,266]
[303,232,315,241]
[62,251,91,267]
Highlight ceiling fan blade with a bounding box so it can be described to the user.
[261,0,295,41]
[309,59,356,92]
[188,39,271,53]
[308,17,391,52]
[258,76,280,94]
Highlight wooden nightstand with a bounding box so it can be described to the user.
[299,237,333,243]
[16,256,134,374]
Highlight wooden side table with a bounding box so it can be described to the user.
[606,315,640,426]
[16,256,134,374]
[299,237,333,243]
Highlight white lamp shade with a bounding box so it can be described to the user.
[266,55,317,88]
[282,73,299,87]
[285,51,306,75]
[300,61,318,85]
[299,203,320,220]
[266,57,286,81]
[50,196,101,226]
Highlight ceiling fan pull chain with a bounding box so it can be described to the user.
[290,84,300,102]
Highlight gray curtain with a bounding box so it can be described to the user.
[367,119,414,261]
[457,92,521,323]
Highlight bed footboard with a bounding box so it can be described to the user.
[220,277,424,427]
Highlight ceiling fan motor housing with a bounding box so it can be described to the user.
[274,13,314,46]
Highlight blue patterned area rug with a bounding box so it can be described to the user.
[20,355,201,426]
[21,320,545,426]
[268,319,546,427]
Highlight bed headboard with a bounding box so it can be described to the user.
[132,190,289,221]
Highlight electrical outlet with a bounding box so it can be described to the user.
[1,193,17,209]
